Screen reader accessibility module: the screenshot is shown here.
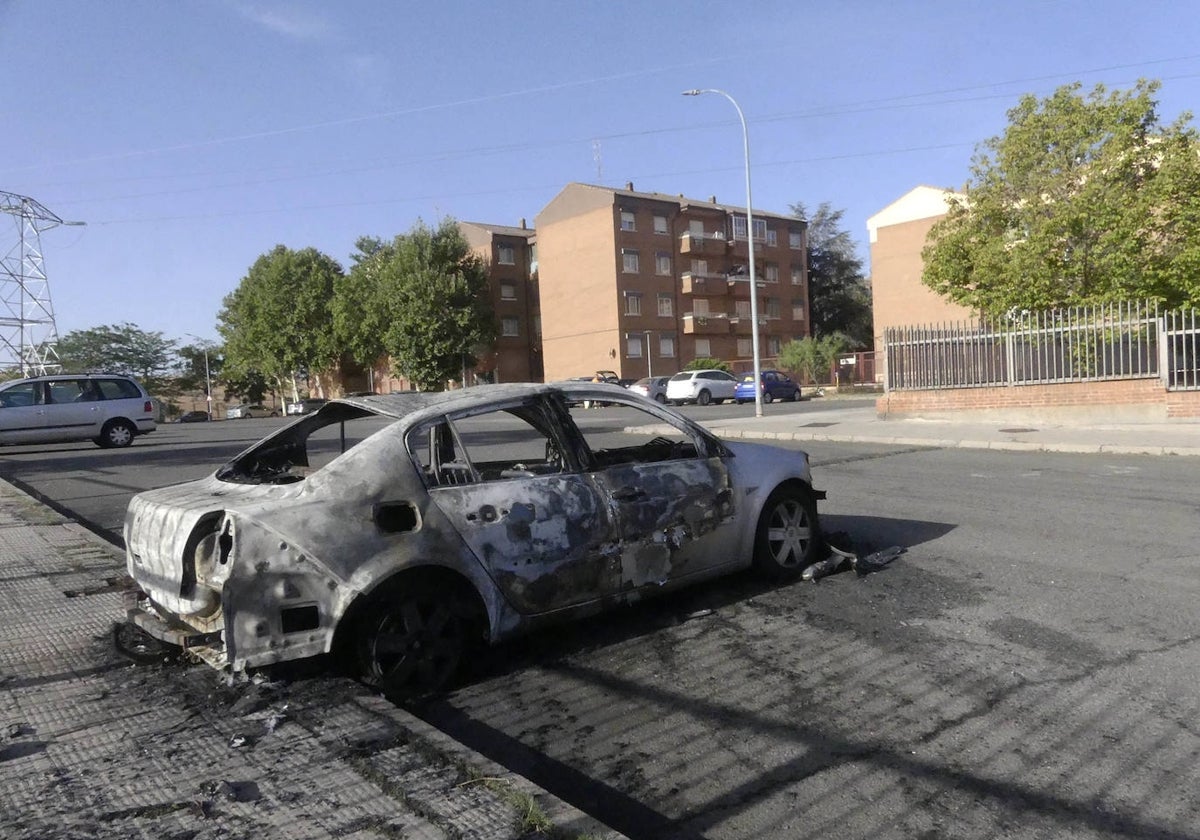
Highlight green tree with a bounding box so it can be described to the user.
[336,219,494,390]
[778,334,851,385]
[684,357,731,373]
[923,79,1200,315]
[331,236,391,371]
[217,245,344,398]
[56,323,177,392]
[791,202,873,347]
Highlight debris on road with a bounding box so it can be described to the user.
[801,540,906,582]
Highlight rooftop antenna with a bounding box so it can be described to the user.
[0,191,84,376]
[592,139,603,183]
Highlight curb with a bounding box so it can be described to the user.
[626,425,1200,458]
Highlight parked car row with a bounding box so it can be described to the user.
[608,369,803,407]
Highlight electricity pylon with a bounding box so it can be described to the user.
[0,191,83,376]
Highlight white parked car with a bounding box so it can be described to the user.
[0,373,156,448]
[666,369,739,405]
[119,382,825,702]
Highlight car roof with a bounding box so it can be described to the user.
[0,372,137,388]
[333,381,629,420]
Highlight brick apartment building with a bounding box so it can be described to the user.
[532,182,811,382]
[459,220,541,384]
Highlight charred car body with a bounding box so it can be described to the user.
[122,382,824,700]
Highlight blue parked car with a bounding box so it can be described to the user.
[735,369,801,404]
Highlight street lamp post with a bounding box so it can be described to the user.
[682,88,764,417]
[185,334,213,419]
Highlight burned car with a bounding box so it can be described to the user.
[122,382,824,701]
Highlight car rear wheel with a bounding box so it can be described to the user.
[697,389,712,406]
[95,419,136,449]
[753,484,821,580]
[357,582,467,703]
[790,389,801,402]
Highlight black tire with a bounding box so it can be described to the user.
[790,389,801,402]
[357,581,467,703]
[654,393,666,404]
[763,391,774,404]
[96,419,136,449]
[697,389,712,406]
[736,399,745,405]
[753,484,821,580]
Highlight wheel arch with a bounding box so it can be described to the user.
[333,564,492,656]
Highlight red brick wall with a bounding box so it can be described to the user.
[1166,390,1200,418]
[877,378,1182,417]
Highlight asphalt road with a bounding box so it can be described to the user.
[2,401,1198,839]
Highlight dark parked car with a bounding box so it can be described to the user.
[177,410,211,423]
[121,383,825,702]
[735,369,801,404]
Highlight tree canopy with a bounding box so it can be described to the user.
[791,202,873,347]
[778,334,850,385]
[56,323,177,392]
[333,219,495,390]
[922,79,1200,315]
[217,245,344,396]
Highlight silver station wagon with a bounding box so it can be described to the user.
[121,382,824,701]
[0,373,157,448]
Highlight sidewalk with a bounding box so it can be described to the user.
[0,479,626,840]
[669,399,1200,457]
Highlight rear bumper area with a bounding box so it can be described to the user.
[120,589,227,667]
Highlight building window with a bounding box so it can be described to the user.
[660,335,676,358]
[765,297,780,318]
[657,293,673,317]
[500,283,516,300]
[625,292,642,316]
[689,219,705,237]
[693,298,710,316]
[764,263,779,283]
[501,317,520,337]
[694,338,711,357]
[654,214,668,234]
[792,299,806,320]
[791,264,805,284]
[498,243,515,265]
[737,338,753,357]
[766,228,777,246]
[735,300,751,318]
[733,216,767,240]
[656,252,672,275]
[768,336,782,355]
[627,337,643,357]
[789,230,803,250]
[620,210,636,231]
[690,258,708,276]
[622,249,639,273]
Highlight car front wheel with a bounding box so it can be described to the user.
[357,582,466,703]
[763,391,774,404]
[753,484,821,580]
[95,419,136,449]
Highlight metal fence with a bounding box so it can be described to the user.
[885,301,1200,392]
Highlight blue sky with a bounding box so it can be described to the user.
[3,0,1200,348]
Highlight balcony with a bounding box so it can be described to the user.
[682,312,731,335]
[681,271,730,296]
[679,231,727,255]
[729,315,772,335]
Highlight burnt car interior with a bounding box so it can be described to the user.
[215,402,380,485]
[409,397,717,490]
